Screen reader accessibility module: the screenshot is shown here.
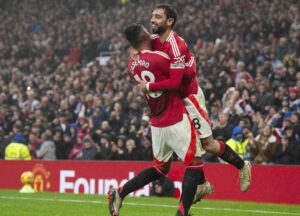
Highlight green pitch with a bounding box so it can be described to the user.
[0,190,299,216]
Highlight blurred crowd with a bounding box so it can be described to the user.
[0,0,299,165]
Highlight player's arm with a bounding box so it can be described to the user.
[138,69,184,94]
[147,63,184,91]
[149,47,187,92]
[139,50,187,93]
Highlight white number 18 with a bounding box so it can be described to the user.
[134,70,163,98]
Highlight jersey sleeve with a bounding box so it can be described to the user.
[149,43,188,92]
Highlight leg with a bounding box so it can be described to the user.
[108,162,170,216]
[184,90,251,192]
[201,136,251,192]
[167,114,214,206]
[201,136,245,169]
[184,88,244,169]
[176,157,205,216]
[118,165,168,199]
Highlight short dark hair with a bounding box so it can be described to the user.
[124,23,147,48]
[155,4,177,28]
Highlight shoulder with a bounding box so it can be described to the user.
[128,58,135,70]
[167,31,185,43]
[44,140,55,146]
[166,31,188,57]
[141,50,170,60]
[128,58,139,76]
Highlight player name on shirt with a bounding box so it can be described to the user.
[130,59,150,72]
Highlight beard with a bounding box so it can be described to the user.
[152,23,168,35]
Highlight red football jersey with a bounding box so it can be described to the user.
[128,50,185,127]
[149,31,198,97]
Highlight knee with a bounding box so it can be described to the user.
[201,137,212,150]
[202,141,210,150]
[156,161,171,175]
[201,136,218,152]
[191,157,202,165]
[184,156,203,167]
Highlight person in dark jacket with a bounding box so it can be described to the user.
[80,135,97,160]
[150,176,175,197]
[275,125,300,164]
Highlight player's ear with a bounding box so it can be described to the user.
[167,18,174,27]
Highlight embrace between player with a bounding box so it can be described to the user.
[108,4,252,216]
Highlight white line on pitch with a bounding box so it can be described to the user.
[0,196,299,216]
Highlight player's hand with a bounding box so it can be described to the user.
[138,80,148,94]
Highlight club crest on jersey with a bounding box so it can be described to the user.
[174,55,185,64]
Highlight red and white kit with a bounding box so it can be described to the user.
[128,50,204,166]
[150,31,212,139]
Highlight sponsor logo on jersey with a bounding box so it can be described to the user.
[173,55,185,64]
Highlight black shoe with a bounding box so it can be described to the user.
[175,210,184,216]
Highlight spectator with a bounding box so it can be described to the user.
[53,128,69,160]
[79,135,98,160]
[247,125,277,164]
[28,130,41,159]
[77,116,91,135]
[150,176,175,197]
[22,90,40,113]
[98,133,112,160]
[288,87,300,112]
[290,112,300,138]
[226,126,249,160]
[0,0,299,164]
[69,133,84,160]
[36,132,56,160]
[213,112,233,142]
[234,89,254,117]
[139,138,153,161]
[124,139,139,160]
[5,133,31,160]
[277,125,300,164]
[255,82,273,111]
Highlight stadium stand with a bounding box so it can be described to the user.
[0,0,299,164]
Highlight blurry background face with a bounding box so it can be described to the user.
[59,115,66,123]
[285,128,294,138]
[117,138,124,147]
[126,140,135,151]
[242,90,249,100]
[84,140,92,148]
[218,112,228,124]
[250,95,257,104]
[53,131,62,140]
[290,114,299,124]
[258,84,265,93]
[100,137,108,145]
[262,125,271,136]
[77,135,83,145]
